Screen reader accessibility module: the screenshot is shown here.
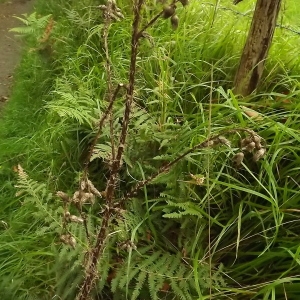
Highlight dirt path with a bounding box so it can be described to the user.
[0,0,34,105]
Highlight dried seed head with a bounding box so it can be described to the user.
[179,0,189,6]
[203,140,215,147]
[233,152,244,166]
[98,5,106,10]
[69,215,84,224]
[60,234,76,249]
[60,234,69,244]
[81,192,95,204]
[69,236,77,249]
[240,137,252,148]
[119,240,137,251]
[72,191,95,205]
[72,191,81,203]
[244,141,256,152]
[113,207,126,215]
[163,5,176,19]
[64,211,71,221]
[87,179,102,198]
[253,135,262,149]
[253,148,266,162]
[171,14,179,30]
[252,135,261,143]
[255,142,262,150]
[80,179,87,191]
[100,190,107,198]
[217,136,231,147]
[56,191,70,203]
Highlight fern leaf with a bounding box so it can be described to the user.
[170,278,187,300]
[111,265,126,293]
[118,266,140,290]
[97,248,111,291]
[131,271,147,300]
[148,273,159,300]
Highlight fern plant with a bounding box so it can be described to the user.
[15,164,62,236]
[10,12,53,43]
[110,247,225,299]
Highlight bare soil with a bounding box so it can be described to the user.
[0,0,34,105]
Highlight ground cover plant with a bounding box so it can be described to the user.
[0,0,300,299]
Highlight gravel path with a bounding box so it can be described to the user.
[0,0,34,106]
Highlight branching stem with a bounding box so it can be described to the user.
[76,0,144,298]
[123,128,257,201]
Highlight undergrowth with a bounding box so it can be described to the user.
[1,0,300,299]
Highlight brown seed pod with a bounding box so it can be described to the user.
[218,136,231,147]
[253,148,266,162]
[69,236,77,249]
[240,137,252,148]
[60,234,77,249]
[56,191,70,203]
[203,140,215,147]
[251,135,264,149]
[64,211,71,222]
[252,135,261,143]
[244,141,256,152]
[232,152,244,166]
[255,142,262,150]
[69,215,84,224]
[87,179,102,198]
[163,5,176,19]
[171,14,179,30]
[179,0,189,6]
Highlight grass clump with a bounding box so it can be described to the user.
[0,0,300,299]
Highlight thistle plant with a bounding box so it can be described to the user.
[43,1,269,298]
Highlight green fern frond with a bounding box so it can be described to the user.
[47,90,97,127]
[110,247,213,299]
[91,143,112,162]
[163,200,203,219]
[97,246,112,292]
[54,245,85,299]
[10,12,52,39]
[118,250,162,290]
[131,271,147,300]
[111,264,125,293]
[9,26,36,34]
[148,273,159,300]
[170,277,187,300]
[15,168,62,235]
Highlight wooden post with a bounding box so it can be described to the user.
[233,0,282,96]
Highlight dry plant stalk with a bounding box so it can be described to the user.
[76,0,144,298]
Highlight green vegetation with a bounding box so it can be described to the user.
[0,0,300,299]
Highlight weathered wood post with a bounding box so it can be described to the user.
[234,0,282,96]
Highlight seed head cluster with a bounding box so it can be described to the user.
[162,0,189,30]
[56,177,103,248]
[233,133,266,166]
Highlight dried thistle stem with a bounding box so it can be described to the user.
[83,83,123,173]
[76,1,144,298]
[83,0,126,175]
